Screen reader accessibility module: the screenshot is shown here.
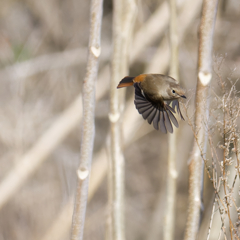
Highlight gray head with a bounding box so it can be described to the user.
[164,82,186,100]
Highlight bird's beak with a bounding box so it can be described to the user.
[181,95,187,99]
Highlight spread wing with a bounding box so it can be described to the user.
[134,83,183,134]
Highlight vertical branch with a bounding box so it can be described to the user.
[70,0,103,239]
[164,0,179,240]
[168,0,179,79]
[184,1,218,239]
[108,0,136,239]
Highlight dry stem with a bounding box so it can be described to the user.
[184,0,219,239]
[107,0,136,239]
[164,0,179,239]
[70,0,103,239]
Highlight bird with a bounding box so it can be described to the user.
[117,74,186,133]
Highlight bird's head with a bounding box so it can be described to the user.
[165,83,186,100]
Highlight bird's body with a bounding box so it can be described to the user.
[117,74,186,133]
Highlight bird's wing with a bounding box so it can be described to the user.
[133,83,180,133]
[172,99,184,120]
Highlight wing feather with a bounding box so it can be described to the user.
[133,83,183,133]
[163,111,173,133]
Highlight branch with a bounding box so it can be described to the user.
[107,0,137,239]
[164,0,179,239]
[70,0,103,239]
[184,1,219,239]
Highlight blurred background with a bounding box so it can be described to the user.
[0,0,239,239]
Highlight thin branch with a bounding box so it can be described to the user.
[206,196,216,240]
[70,0,103,239]
[164,0,179,239]
[222,97,234,240]
[108,0,137,239]
[168,0,179,80]
[184,0,219,239]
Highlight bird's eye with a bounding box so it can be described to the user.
[172,90,175,94]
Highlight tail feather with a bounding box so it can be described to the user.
[117,76,135,88]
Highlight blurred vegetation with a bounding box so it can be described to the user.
[0,0,239,240]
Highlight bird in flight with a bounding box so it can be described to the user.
[117,74,186,133]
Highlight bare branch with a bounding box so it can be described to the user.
[184,1,219,239]
[168,0,179,80]
[70,0,103,239]
[164,0,179,239]
[107,0,137,239]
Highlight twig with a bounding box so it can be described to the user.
[233,135,240,178]
[70,0,103,239]
[206,196,217,240]
[222,97,234,240]
[184,105,212,181]
[164,0,179,239]
[184,0,219,239]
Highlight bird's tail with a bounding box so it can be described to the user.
[117,76,135,88]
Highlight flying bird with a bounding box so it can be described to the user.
[117,74,186,133]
